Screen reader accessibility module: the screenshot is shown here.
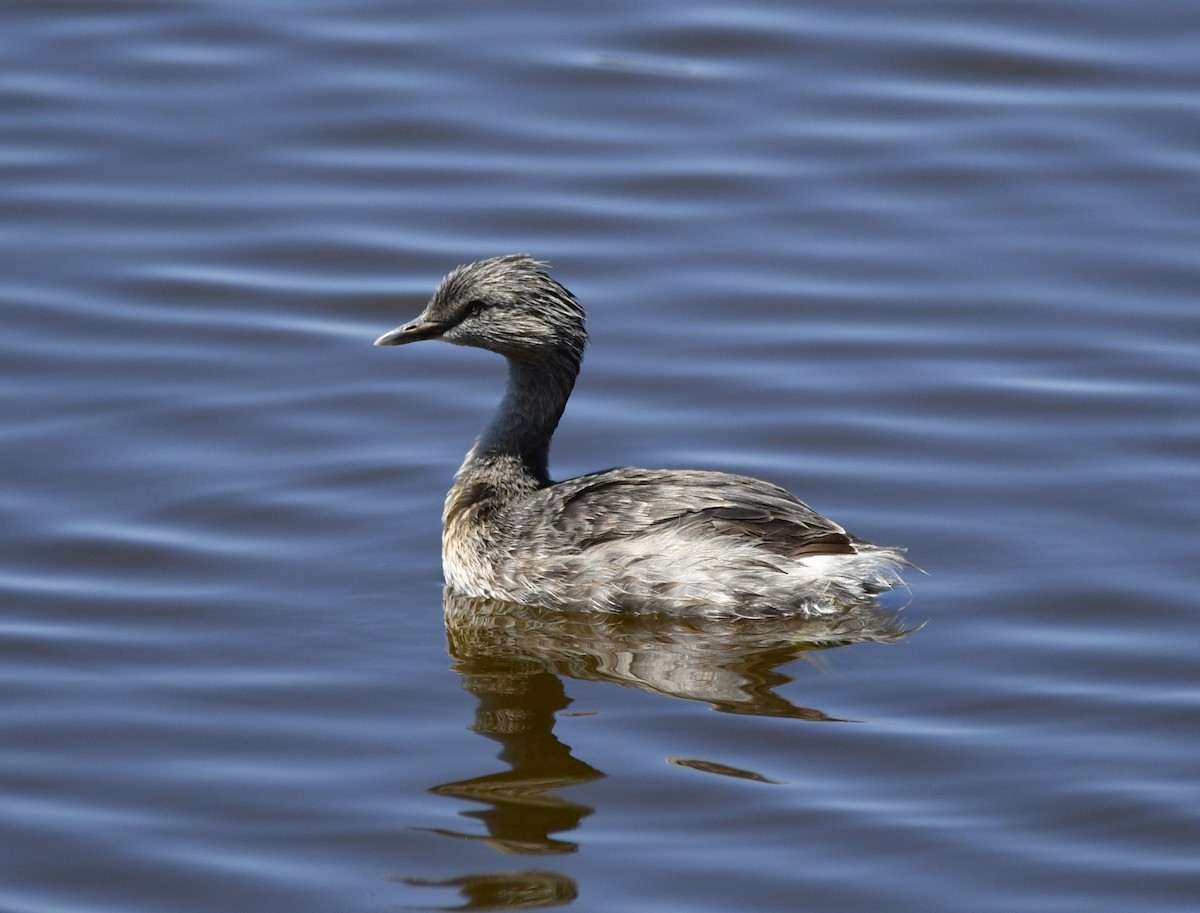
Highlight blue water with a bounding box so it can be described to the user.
[2,1,1198,911]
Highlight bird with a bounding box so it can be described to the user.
[375,254,907,617]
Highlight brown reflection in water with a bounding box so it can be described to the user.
[429,647,603,856]
[397,869,577,911]
[443,590,910,719]
[417,590,912,909]
[666,756,785,785]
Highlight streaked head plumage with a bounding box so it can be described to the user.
[375,254,586,363]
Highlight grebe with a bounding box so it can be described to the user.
[375,255,907,616]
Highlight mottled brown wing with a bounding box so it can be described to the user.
[530,468,856,559]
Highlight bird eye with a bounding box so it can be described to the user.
[465,299,487,318]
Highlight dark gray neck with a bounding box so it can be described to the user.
[469,354,579,485]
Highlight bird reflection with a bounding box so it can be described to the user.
[398,869,577,911]
[411,590,911,910]
[442,589,910,719]
[427,643,602,856]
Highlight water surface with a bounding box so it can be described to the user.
[2,1,1198,911]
